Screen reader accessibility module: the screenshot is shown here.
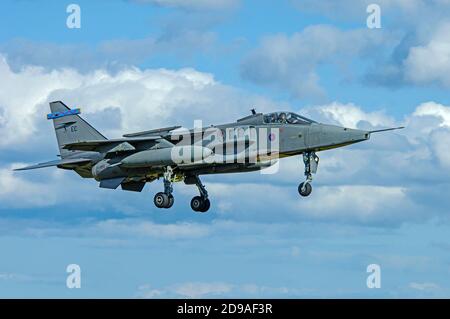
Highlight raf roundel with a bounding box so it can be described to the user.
[268,132,276,142]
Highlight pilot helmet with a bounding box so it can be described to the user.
[270,113,277,122]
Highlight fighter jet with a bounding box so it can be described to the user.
[15,101,403,213]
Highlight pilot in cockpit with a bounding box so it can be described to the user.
[269,113,277,123]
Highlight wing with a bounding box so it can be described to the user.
[122,125,182,138]
[14,158,91,171]
[62,137,174,152]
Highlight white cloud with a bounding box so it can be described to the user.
[0,54,277,149]
[94,219,210,239]
[409,282,440,291]
[1,31,218,72]
[203,182,416,225]
[136,281,233,298]
[413,101,450,128]
[3,56,450,226]
[404,23,450,87]
[0,272,33,282]
[293,0,445,22]
[132,0,239,10]
[299,185,411,219]
[0,165,58,208]
[303,102,395,129]
[240,25,386,99]
[290,1,450,90]
[1,217,213,240]
[136,281,307,298]
[173,282,234,298]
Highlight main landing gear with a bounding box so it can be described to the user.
[153,170,210,213]
[189,176,210,213]
[154,167,174,209]
[298,151,319,197]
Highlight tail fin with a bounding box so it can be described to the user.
[48,101,107,158]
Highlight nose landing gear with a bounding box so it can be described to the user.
[298,151,319,197]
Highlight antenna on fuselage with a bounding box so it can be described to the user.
[251,108,256,115]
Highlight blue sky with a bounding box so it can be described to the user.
[1,0,450,298]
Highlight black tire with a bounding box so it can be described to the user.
[199,198,210,212]
[154,192,169,208]
[166,194,174,208]
[298,182,312,197]
[190,196,204,212]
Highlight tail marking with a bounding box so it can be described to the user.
[47,108,81,120]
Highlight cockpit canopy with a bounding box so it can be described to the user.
[263,112,316,125]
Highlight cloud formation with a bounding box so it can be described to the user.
[237,1,450,96]
[2,56,450,228]
[131,0,240,11]
[136,281,307,298]
[0,54,277,150]
[404,23,450,87]
[240,25,386,99]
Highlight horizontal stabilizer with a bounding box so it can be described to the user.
[99,177,125,189]
[14,158,91,171]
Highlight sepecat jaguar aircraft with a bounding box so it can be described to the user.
[15,101,403,213]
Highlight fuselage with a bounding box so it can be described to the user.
[60,111,370,182]
[18,101,398,213]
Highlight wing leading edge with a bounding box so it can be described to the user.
[62,136,174,152]
[13,158,91,171]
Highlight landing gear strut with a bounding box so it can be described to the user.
[298,151,319,197]
[189,176,210,213]
[154,167,174,209]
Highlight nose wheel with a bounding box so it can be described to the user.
[298,182,312,197]
[298,152,319,197]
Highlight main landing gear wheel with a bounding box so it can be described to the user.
[166,194,174,208]
[154,192,171,208]
[154,167,175,209]
[298,182,312,197]
[186,175,211,213]
[191,196,210,213]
